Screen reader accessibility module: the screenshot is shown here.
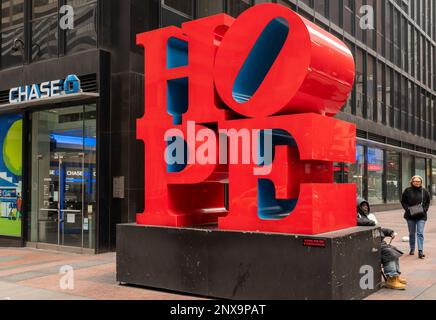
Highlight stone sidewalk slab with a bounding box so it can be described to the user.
[0,247,201,300]
[0,281,89,300]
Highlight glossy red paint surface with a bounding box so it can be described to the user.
[218,114,357,234]
[136,3,357,234]
[214,4,355,118]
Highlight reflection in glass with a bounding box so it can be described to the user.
[333,162,343,183]
[162,7,190,27]
[227,0,251,17]
[1,26,24,68]
[162,0,193,16]
[426,158,432,193]
[314,0,327,17]
[66,2,97,54]
[343,0,353,35]
[83,104,97,249]
[415,157,426,187]
[348,145,365,198]
[355,49,364,118]
[386,151,400,203]
[197,0,224,17]
[1,0,25,68]
[32,0,58,19]
[1,0,25,28]
[401,154,413,193]
[31,15,58,61]
[432,161,436,197]
[30,105,97,249]
[330,0,341,27]
[367,147,384,204]
[0,114,23,238]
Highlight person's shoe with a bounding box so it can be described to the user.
[385,276,406,290]
[398,277,408,285]
[419,251,426,259]
[409,250,415,256]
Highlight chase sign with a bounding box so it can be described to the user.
[9,74,82,104]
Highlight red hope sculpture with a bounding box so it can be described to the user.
[136,3,357,235]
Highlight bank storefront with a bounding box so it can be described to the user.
[335,137,436,212]
[0,65,108,253]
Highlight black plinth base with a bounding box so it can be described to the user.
[0,236,23,248]
[116,224,381,300]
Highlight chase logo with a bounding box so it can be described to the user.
[9,74,82,104]
[63,74,81,94]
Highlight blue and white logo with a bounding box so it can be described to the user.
[63,74,81,94]
[9,74,82,104]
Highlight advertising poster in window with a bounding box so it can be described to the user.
[0,114,22,237]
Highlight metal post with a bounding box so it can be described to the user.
[58,155,63,246]
[37,154,43,243]
[79,152,85,250]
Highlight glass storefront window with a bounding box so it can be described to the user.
[83,104,97,249]
[348,145,365,199]
[386,151,400,203]
[426,159,432,192]
[334,162,343,183]
[415,157,426,186]
[401,153,413,193]
[0,114,23,238]
[367,147,384,204]
[432,160,436,197]
[29,105,96,249]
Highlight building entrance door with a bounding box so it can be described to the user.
[37,152,86,247]
[30,105,97,251]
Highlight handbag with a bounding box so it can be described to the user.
[408,189,425,218]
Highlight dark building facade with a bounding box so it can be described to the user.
[0,0,435,252]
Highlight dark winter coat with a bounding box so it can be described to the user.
[357,198,403,264]
[379,228,403,265]
[401,186,431,221]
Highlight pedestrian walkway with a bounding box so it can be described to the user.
[0,206,435,300]
[0,247,198,300]
[367,205,436,300]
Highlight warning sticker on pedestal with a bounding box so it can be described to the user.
[303,239,327,248]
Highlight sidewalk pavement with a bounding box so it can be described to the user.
[366,205,436,300]
[0,206,435,300]
[0,248,198,300]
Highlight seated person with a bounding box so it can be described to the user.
[357,198,407,290]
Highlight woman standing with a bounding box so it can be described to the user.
[401,176,431,259]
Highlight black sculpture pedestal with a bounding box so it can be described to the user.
[116,224,381,300]
[0,236,23,248]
